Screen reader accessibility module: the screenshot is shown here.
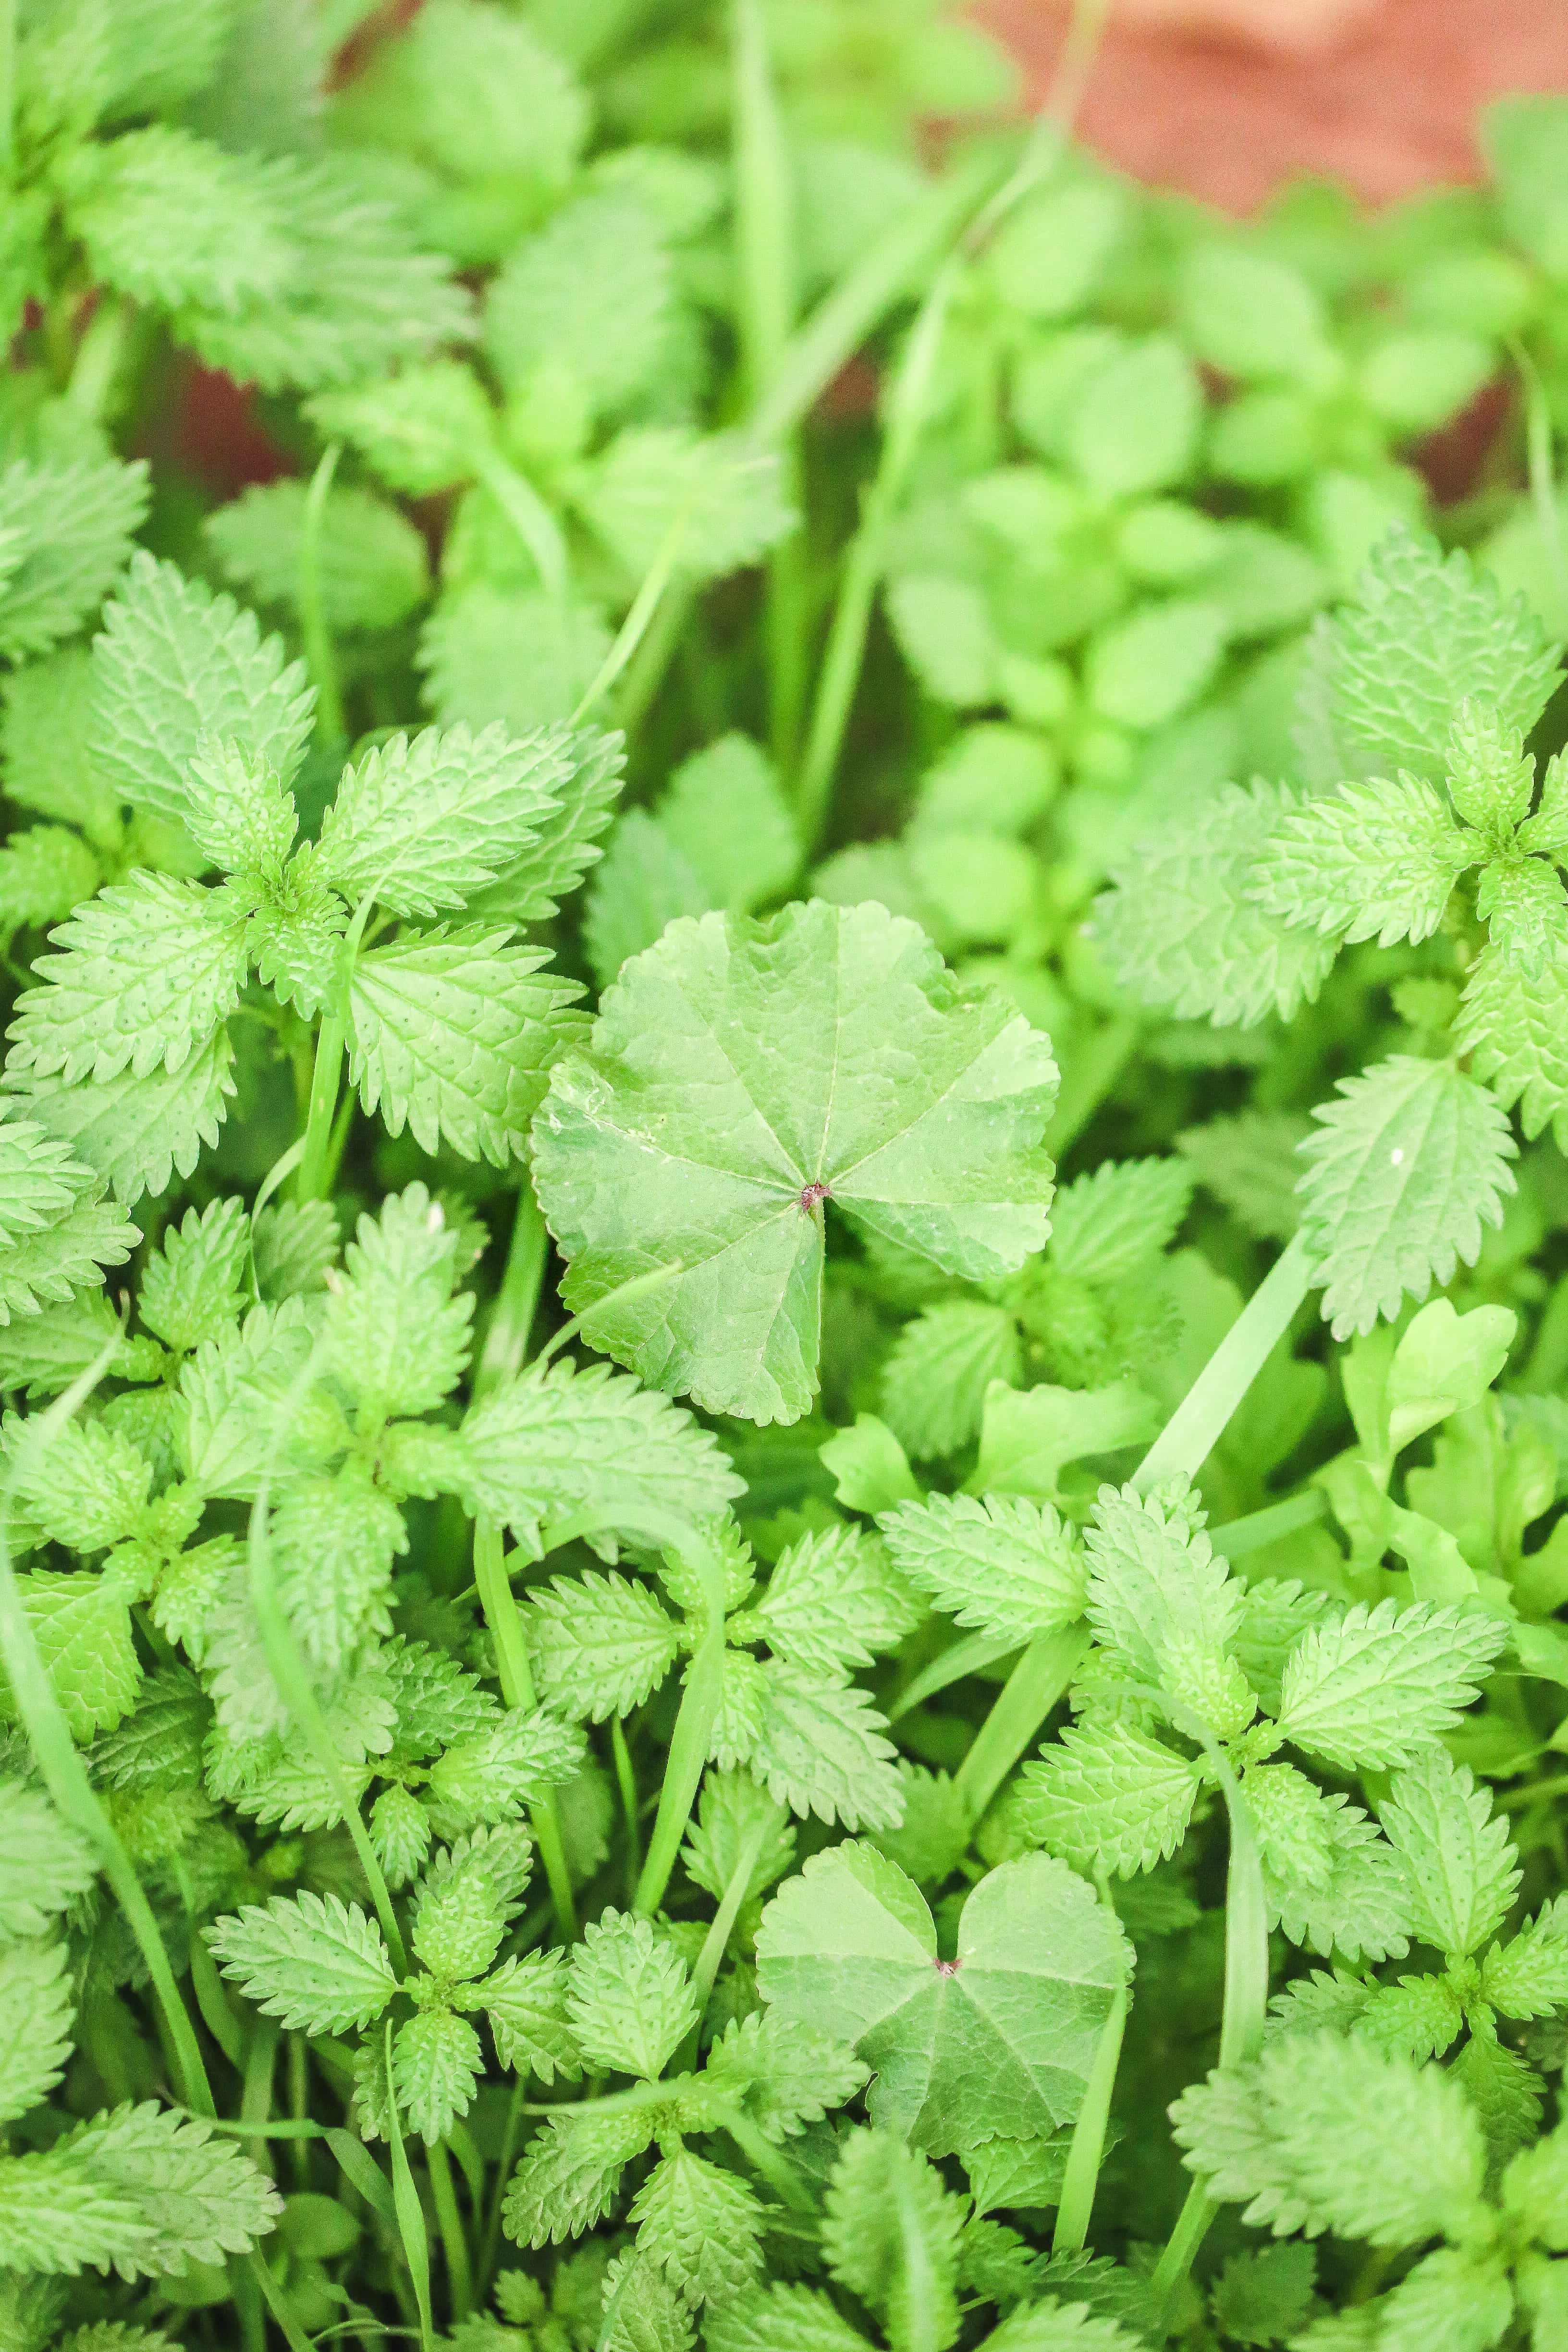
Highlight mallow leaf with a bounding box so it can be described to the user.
[532,900,1057,1422]
[753,1843,1129,2155]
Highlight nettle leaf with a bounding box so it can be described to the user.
[316,723,573,917]
[1325,528,1563,787]
[1093,782,1339,1029]
[6,874,250,1086]
[1251,775,1474,948]
[0,455,148,662]
[455,1356,744,1552]
[206,1892,399,2034]
[88,554,314,831]
[879,1299,1022,1460]
[533,900,1057,1423]
[1458,944,1568,1150]
[0,1194,140,1326]
[6,1569,142,1741]
[1170,2032,1488,2246]
[346,928,586,1166]
[0,1780,98,1939]
[520,1571,681,1723]
[1378,1752,1520,1960]
[0,1118,93,1250]
[1011,1721,1203,1878]
[1274,1599,1506,1771]
[880,1492,1086,1645]
[1298,1055,1518,1338]
[564,1910,698,2081]
[739,1663,906,1833]
[734,1524,922,1678]
[754,1844,1130,2155]
[1048,1157,1193,1286]
[0,1937,74,2124]
[13,1029,238,1205]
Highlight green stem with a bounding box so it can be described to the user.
[680,1811,772,2070]
[473,448,568,599]
[1133,1233,1316,1497]
[295,893,374,1204]
[1149,1739,1268,2314]
[886,1629,1017,1723]
[474,1188,549,1406]
[951,1622,1090,1827]
[747,144,1010,448]
[248,1482,408,1973]
[611,1714,641,1900]
[0,1352,216,2118]
[0,0,14,182]
[472,1516,577,1940]
[635,1527,730,1916]
[1210,1488,1328,1563]
[1516,339,1568,629]
[731,0,804,765]
[300,441,346,746]
[572,510,692,725]
[1499,1771,1568,1813]
[613,576,691,737]
[384,2027,436,2352]
[1052,1963,1128,2254]
[64,296,129,423]
[796,253,960,848]
[427,2141,472,2322]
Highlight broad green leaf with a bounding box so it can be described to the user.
[1298,1055,1517,1338]
[754,1844,1130,2155]
[533,900,1057,1423]
[485,183,674,416]
[392,2009,481,2145]
[52,2100,282,2278]
[737,1663,906,1833]
[966,1381,1158,1503]
[474,1949,580,2082]
[879,1300,1022,1460]
[1047,1157,1193,1286]
[0,1118,92,1250]
[13,1028,237,1205]
[60,125,292,313]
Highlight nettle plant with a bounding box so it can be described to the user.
[16,7,1568,2349]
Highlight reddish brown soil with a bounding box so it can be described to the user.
[981,0,1568,212]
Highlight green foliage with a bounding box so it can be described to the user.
[10,16,1568,2349]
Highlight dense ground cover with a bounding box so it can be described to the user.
[12,5,1568,2349]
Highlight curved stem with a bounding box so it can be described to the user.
[295,891,375,1203]
[384,2026,436,2352]
[248,1482,407,1974]
[473,448,568,599]
[1149,1737,1268,2313]
[635,1527,730,1916]
[426,2141,472,2322]
[299,441,346,746]
[472,1516,576,1941]
[473,1188,549,1406]
[951,1622,1090,1827]
[1133,1233,1316,1497]
[1052,1884,1130,2254]
[0,1347,216,2119]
